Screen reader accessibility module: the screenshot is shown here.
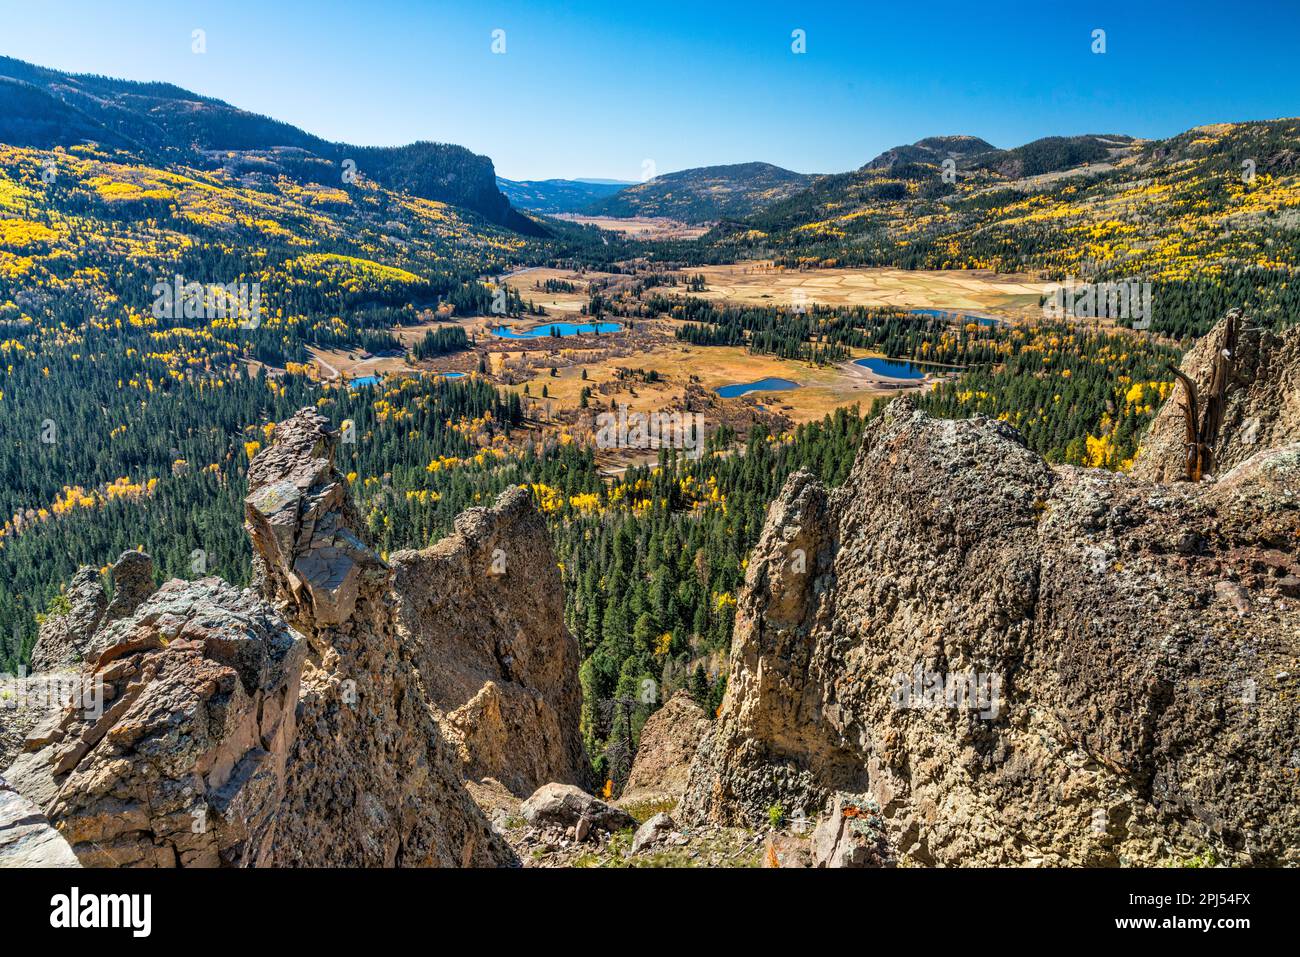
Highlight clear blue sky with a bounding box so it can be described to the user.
[2,0,1297,180]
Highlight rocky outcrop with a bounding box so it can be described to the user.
[620,690,710,807]
[28,567,105,673]
[5,578,304,866]
[683,397,1300,866]
[3,407,584,868]
[389,486,587,796]
[28,549,154,673]
[0,774,79,867]
[244,409,516,866]
[1133,311,1300,483]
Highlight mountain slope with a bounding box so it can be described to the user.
[0,55,539,233]
[585,161,813,222]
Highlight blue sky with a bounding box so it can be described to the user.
[2,0,1297,180]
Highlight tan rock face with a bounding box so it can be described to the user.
[683,398,1300,866]
[1133,312,1300,483]
[389,486,588,796]
[5,578,304,867]
[621,690,710,806]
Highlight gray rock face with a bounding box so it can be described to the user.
[683,397,1300,866]
[245,409,516,867]
[810,793,893,868]
[0,774,79,868]
[103,550,156,623]
[520,783,635,834]
[29,566,106,673]
[620,690,709,807]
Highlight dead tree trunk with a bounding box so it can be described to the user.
[1166,309,1240,481]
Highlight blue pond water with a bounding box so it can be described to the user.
[854,357,927,380]
[441,371,466,379]
[716,377,801,398]
[491,321,622,339]
[348,375,381,387]
[909,308,1001,328]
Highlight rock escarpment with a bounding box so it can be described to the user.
[683,395,1299,866]
[29,550,154,673]
[243,409,515,866]
[619,690,710,808]
[0,774,78,867]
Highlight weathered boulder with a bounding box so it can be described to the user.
[620,690,710,808]
[682,397,1300,866]
[0,774,79,868]
[389,485,588,796]
[630,811,678,854]
[810,793,894,868]
[5,578,304,866]
[103,550,156,623]
[521,783,635,834]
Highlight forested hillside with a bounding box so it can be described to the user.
[0,56,539,232]
[714,121,1300,335]
[585,162,812,222]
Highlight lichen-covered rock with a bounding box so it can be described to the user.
[620,690,710,807]
[390,485,588,796]
[1133,311,1300,483]
[683,397,1300,866]
[245,409,517,866]
[0,774,79,867]
[810,793,894,868]
[103,550,156,623]
[5,578,304,867]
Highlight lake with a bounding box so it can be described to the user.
[491,321,622,339]
[441,371,466,379]
[348,375,381,387]
[716,377,801,398]
[854,357,927,380]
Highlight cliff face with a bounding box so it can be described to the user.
[682,397,1299,865]
[2,408,585,867]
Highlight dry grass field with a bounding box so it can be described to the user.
[552,214,711,239]
[652,263,1053,319]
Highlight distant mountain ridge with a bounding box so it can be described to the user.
[496,176,631,214]
[0,55,540,233]
[583,161,813,223]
